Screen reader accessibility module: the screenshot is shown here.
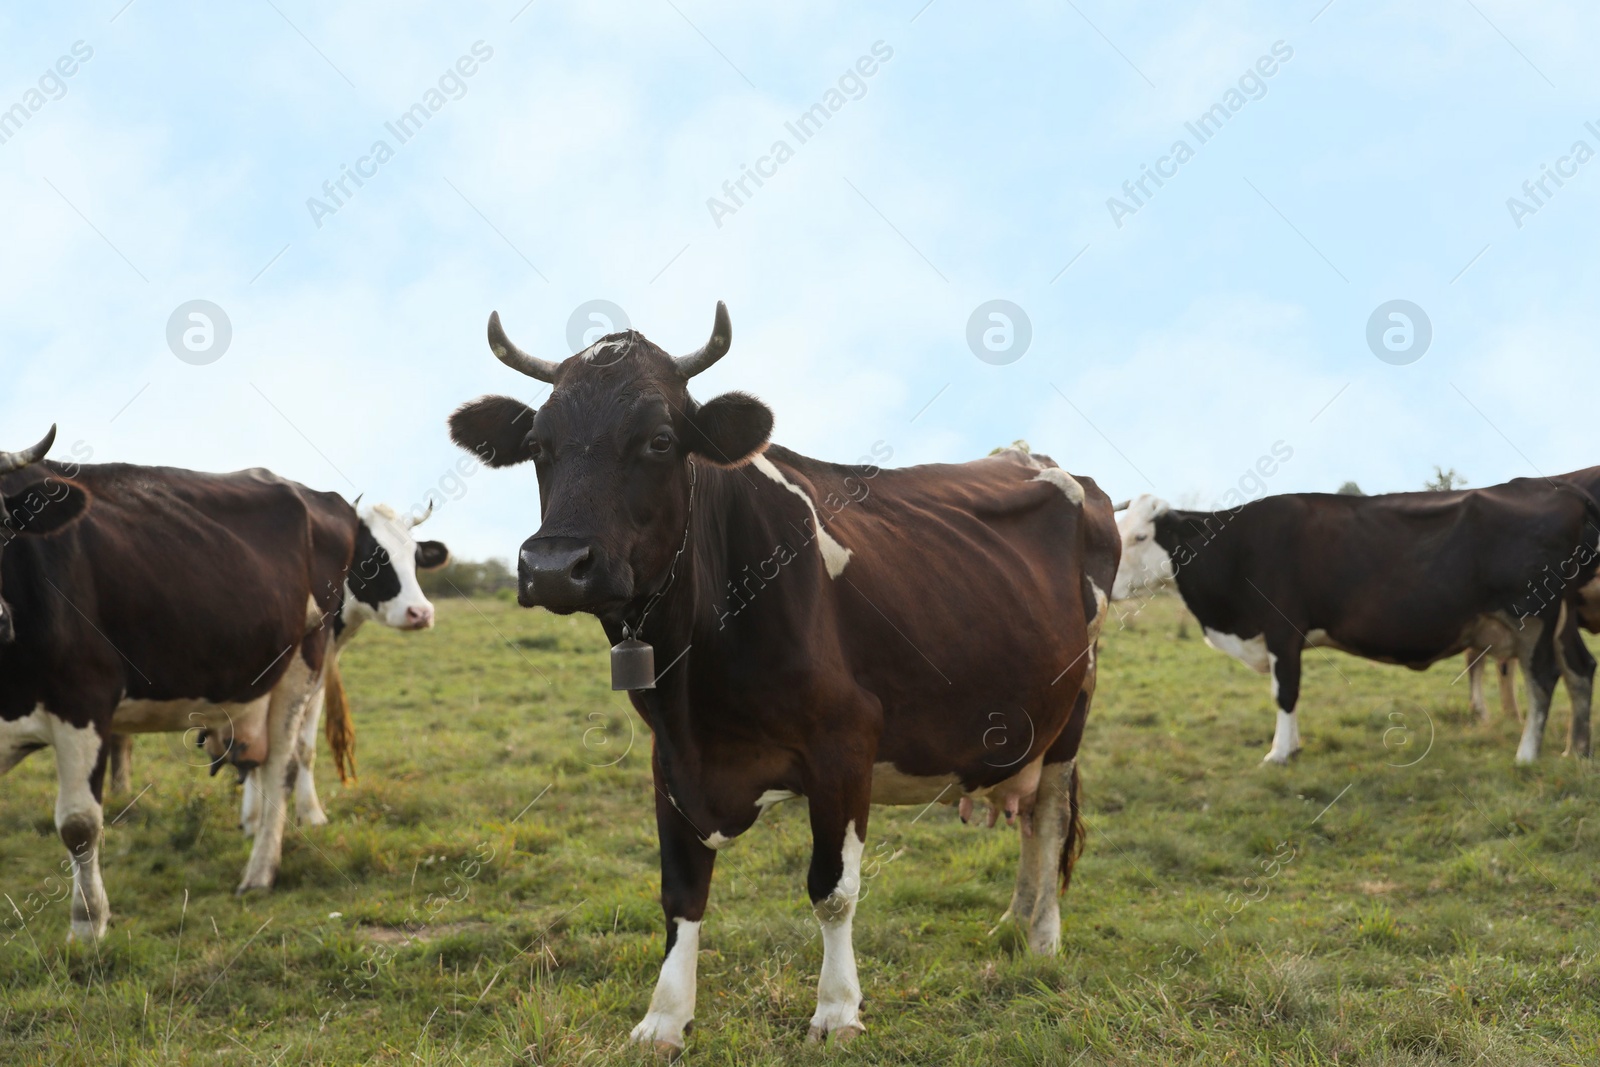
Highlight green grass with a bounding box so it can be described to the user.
[3,592,1598,1065]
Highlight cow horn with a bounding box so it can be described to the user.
[673,301,732,379]
[407,500,434,529]
[488,311,561,383]
[0,425,57,474]
[1112,499,1131,512]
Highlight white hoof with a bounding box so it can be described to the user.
[629,1015,687,1056]
[807,1000,864,1044]
[67,917,107,943]
[298,808,329,827]
[1261,749,1291,766]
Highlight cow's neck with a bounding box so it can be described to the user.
[611,461,782,827]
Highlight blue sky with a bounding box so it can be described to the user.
[3,1,1598,559]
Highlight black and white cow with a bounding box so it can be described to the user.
[0,434,444,939]
[1112,484,1600,765]
[238,501,448,834]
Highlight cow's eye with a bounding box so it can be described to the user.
[1135,533,1149,542]
[649,432,673,454]
[525,435,543,460]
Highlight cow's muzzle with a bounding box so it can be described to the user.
[519,536,603,614]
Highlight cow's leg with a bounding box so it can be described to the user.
[1498,659,1522,722]
[1557,621,1594,758]
[50,716,110,941]
[238,658,320,893]
[1263,642,1303,765]
[106,733,133,795]
[804,780,869,1043]
[240,769,261,836]
[1467,652,1489,722]
[1514,621,1561,764]
[630,766,716,1052]
[1011,683,1091,955]
[293,683,328,826]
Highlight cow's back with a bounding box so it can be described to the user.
[749,446,1104,781]
[8,463,355,703]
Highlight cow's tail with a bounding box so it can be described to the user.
[324,657,357,785]
[1060,760,1086,892]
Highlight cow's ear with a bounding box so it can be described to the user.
[449,395,537,468]
[4,480,89,536]
[414,540,450,571]
[685,391,773,466]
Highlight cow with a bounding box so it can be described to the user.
[0,434,445,941]
[447,303,1119,1050]
[1111,483,1600,766]
[106,501,449,834]
[1462,464,1600,724]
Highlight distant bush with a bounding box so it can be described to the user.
[1336,481,1365,495]
[418,557,517,598]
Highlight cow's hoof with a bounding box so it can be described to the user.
[807,1022,865,1045]
[66,919,107,943]
[628,1018,686,1058]
[235,872,277,895]
[299,810,330,828]
[1260,751,1291,766]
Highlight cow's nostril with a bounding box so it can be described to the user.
[570,554,593,581]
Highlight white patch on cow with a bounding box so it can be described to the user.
[870,762,960,806]
[756,789,798,811]
[1112,494,1174,600]
[1032,467,1085,506]
[1087,577,1109,642]
[702,831,734,850]
[48,716,108,941]
[1204,629,1271,674]
[1268,651,1280,703]
[630,918,700,1050]
[750,453,852,578]
[1264,709,1300,765]
[810,820,865,1041]
[579,337,629,362]
[0,706,53,774]
[348,503,437,631]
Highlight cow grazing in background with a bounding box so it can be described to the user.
[449,304,1119,1050]
[0,437,442,940]
[106,502,449,833]
[1461,464,1600,724]
[1112,485,1600,766]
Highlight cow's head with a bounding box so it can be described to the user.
[448,302,772,619]
[0,426,90,644]
[343,502,450,630]
[1111,494,1175,600]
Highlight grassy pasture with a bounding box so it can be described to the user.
[2,592,1598,1065]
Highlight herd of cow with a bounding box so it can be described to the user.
[2,304,1596,1050]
